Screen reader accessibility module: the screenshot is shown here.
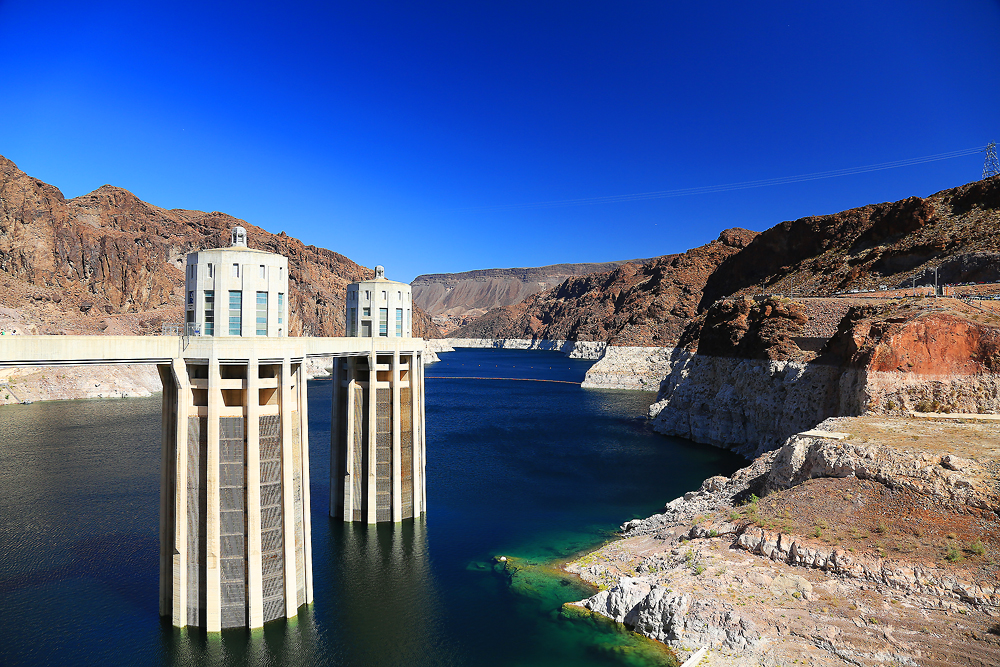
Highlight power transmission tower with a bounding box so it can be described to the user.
[985,142,1000,179]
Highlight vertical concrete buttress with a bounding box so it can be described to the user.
[330,341,427,525]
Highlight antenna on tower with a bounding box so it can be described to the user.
[984,142,1000,179]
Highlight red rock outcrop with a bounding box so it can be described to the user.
[820,302,1000,375]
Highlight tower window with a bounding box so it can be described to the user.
[348,307,357,336]
[204,291,215,336]
[395,308,403,337]
[277,293,284,326]
[256,292,268,336]
[259,265,266,279]
[207,263,213,278]
[229,290,242,335]
[379,308,388,337]
[232,263,240,278]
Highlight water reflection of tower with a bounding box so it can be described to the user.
[334,518,451,664]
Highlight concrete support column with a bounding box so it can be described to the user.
[246,355,264,629]
[418,352,427,513]
[170,359,191,628]
[169,358,189,627]
[366,350,377,524]
[329,357,341,518]
[391,346,402,522]
[343,358,357,521]
[297,361,314,604]
[205,356,222,633]
[158,365,172,619]
[158,364,176,619]
[279,357,298,617]
[407,354,420,517]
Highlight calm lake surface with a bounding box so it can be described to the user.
[0,348,744,666]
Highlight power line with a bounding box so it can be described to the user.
[458,145,984,212]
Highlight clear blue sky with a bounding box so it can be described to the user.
[1,1,998,282]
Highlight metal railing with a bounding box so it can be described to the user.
[161,322,202,336]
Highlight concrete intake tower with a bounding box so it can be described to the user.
[154,229,428,631]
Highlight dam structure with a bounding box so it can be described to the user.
[0,228,428,633]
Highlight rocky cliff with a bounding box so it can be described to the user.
[646,297,1000,456]
[700,177,1000,307]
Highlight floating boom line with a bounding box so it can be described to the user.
[427,376,581,385]
[459,146,985,212]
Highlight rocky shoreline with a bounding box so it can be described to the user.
[565,416,1000,666]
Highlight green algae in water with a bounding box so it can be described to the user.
[489,556,680,667]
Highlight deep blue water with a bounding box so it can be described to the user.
[0,348,744,666]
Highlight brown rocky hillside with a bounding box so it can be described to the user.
[0,156,437,338]
[455,177,1000,346]
[452,228,756,345]
[701,177,1000,306]
[412,259,655,333]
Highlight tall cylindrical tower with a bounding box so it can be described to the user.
[160,228,311,631]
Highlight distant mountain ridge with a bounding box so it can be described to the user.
[412,258,658,333]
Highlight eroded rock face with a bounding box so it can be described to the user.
[580,577,765,651]
[647,355,863,456]
[649,302,1000,455]
[696,296,809,360]
[581,346,690,390]
[765,432,1000,512]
